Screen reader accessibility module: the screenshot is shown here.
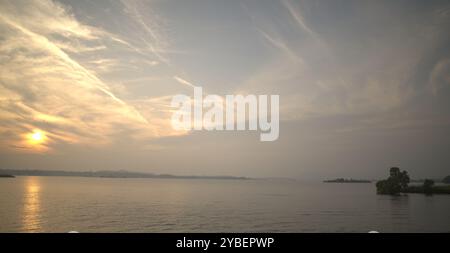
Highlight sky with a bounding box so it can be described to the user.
[1,0,450,180]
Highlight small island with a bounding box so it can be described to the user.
[0,174,15,178]
[323,178,371,183]
[376,167,450,195]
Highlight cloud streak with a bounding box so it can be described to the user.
[281,0,315,36]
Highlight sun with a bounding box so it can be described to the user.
[22,129,50,152]
[28,130,46,145]
[31,131,43,141]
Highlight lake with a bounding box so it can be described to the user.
[1,176,449,232]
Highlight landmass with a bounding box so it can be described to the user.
[0,174,15,178]
[323,178,371,183]
[0,169,249,180]
[403,184,450,194]
[376,167,450,195]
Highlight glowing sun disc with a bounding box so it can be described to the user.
[32,132,43,141]
[28,130,46,144]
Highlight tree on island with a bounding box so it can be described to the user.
[376,167,410,195]
[423,179,435,195]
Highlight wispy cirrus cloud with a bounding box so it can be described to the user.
[281,0,315,36]
[0,0,181,153]
[240,0,450,131]
[119,0,171,65]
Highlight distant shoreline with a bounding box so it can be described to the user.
[0,169,250,181]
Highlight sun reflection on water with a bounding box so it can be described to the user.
[22,177,42,232]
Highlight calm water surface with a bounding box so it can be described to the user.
[1,176,449,232]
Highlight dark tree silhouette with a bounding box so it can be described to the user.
[376,167,410,195]
[423,179,435,195]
